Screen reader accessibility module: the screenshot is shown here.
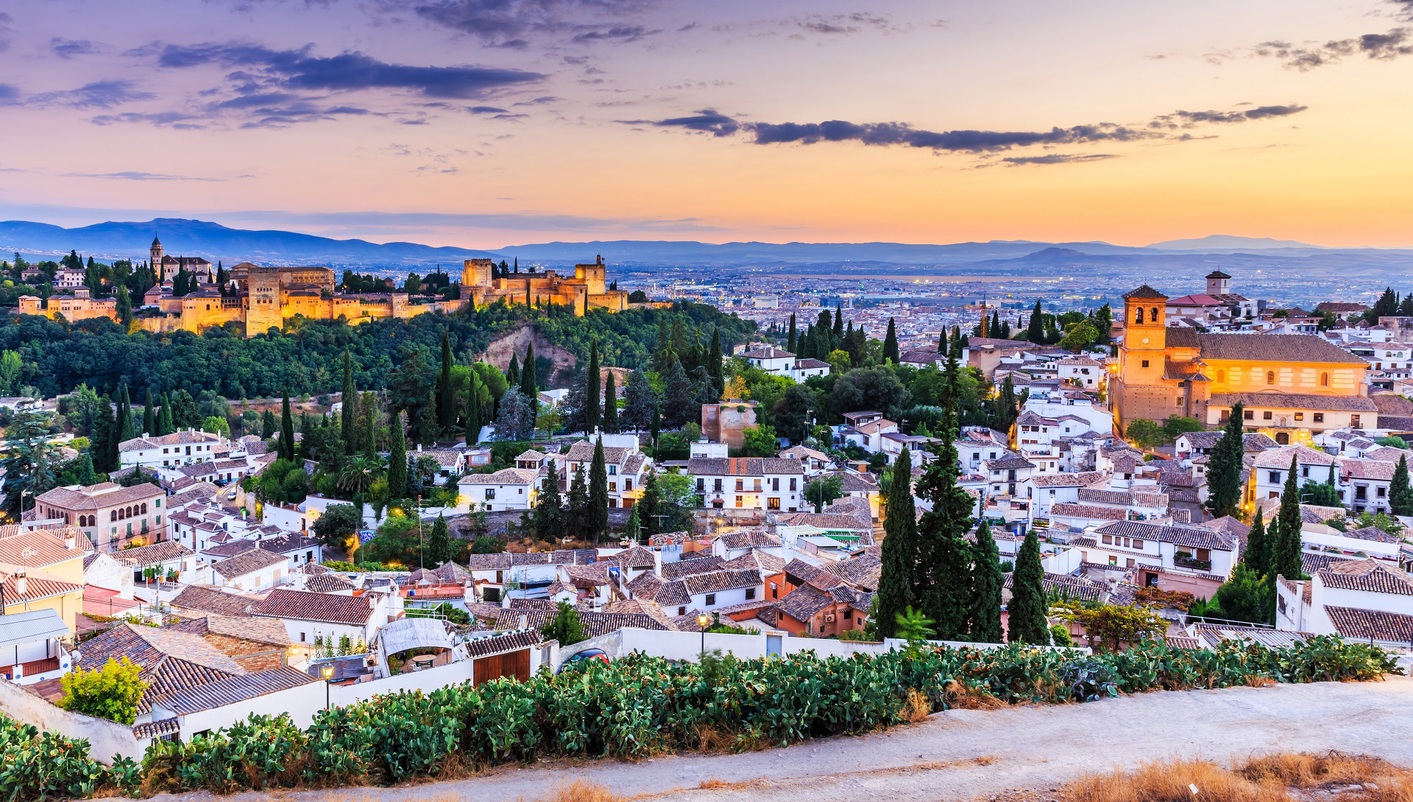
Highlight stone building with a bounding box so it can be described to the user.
[459,255,628,316]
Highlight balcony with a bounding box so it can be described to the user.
[1173,553,1212,572]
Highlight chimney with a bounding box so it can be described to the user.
[14,570,26,597]
[142,432,149,439]
[518,614,528,630]
[64,531,76,550]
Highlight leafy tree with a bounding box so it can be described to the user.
[1300,481,1342,508]
[59,657,146,725]
[893,606,936,654]
[621,369,657,432]
[471,535,502,554]
[1056,603,1167,651]
[1161,416,1205,442]
[1058,320,1099,353]
[387,410,408,501]
[623,504,642,543]
[312,503,362,554]
[533,459,564,542]
[588,438,609,545]
[1390,455,1413,517]
[830,365,909,420]
[882,317,899,363]
[874,448,917,639]
[804,474,844,513]
[115,285,133,329]
[741,424,779,457]
[1204,403,1245,518]
[1008,530,1049,645]
[425,515,453,566]
[542,600,587,646]
[770,383,813,444]
[602,371,618,434]
[1272,454,1305,580]
[1196,563,1274,625]
[1125,418,1166,450]
[969,520,1004,643]
[201,415,230,438]
[1,409,60,519]
[662,358,695,428]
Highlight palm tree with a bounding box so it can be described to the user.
[338,455,383,496]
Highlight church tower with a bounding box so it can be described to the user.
[1205,270,1231,296]
[150,236,164,276]
[1113,285,1171,428]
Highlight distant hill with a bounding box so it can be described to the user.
[0,218,499,268]
[1146,235,1320,251]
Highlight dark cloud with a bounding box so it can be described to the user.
[0,84,18,105]
[1255,28,1413,69]
[1392,0,1413,20]
[998,153,1117,167]
[29,80,156,109]
[570,24,660,44]
[639,103,1308,159]
[156,42,543,99]
[795,12,898,36]
[414,0,660,47]
[51,38,101,59]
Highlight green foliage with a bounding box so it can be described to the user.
[1205,403,1245,519]
[1055,603,1167,651]
[968,520,1005,644]
[803,473,844,513]
[312,503,362,552]
[1390,455,1413,517]
[1300,480,1343,508]
[59,657,146,725]
[541,601,587,646]
[1048,625,1073,647]
[1008,530,1049,645]
[875,448,917,640]
[1194,563,1275,625]
[894,606,936,654]
[470,535,503,554]
[1124,418,1166,450]
[1273,455,1304,581]
[740,424,779,457]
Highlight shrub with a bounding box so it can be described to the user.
[58,657,146,725]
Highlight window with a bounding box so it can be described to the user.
[1269,471,1281,483]
[735,479,744,492]
[1295,412,1304,421]
[745,587,756,600]
[1244,409,1254,421]
[608,465,616,475]
[1135,307,1145,324]
[1141,360,1150,368]
[705,593,716,606]
[1150,307,1159,321]
[1133,539,1144,549]
[1216,369,1225,383]
[1377,486,1387,498]
[1102,534,1113,545]
[1320,372,1329,387]
[1266,371,1276,385]
[1302,467,1310,478]
[697,478,705,493]
[1263,411,1273,420]
[713,479,723,492]
[790,478,797,491]
[484,488,496,500]
[1351,415,1361,428]
[1313,413,1324,423]
[771,478,779,491]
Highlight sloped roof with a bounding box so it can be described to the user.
[170,585,257,616]
[253,589,374,626]
[1197,333,1367,364]
[151,666,315,716]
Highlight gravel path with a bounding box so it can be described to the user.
[159,677,1413,802]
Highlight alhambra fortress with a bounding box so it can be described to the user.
[16,238,630,336]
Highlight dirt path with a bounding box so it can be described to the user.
[161,677,1413,802]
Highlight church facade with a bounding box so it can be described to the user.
[1111,284,1374,443]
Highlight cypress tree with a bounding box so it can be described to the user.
[567,466,590,540]
[585,341,601,432]
[534,460,563,541]
[341,351,357,455]
[506,354,520,390]
[1390,455,1413,516]
[969,519,1004,643]
[159,393,174,436]
[436,331,455,432]
[465,373,483,445]
[260,408,276,439]
[916,351,978,640]
[90,395,114,473]
[1205,402,1245,518]
[832,303,844,342]
[588,438,609,546]
[142,388,155,437]
[387,410,407,501]
[787,313,798,353]
[1244,509,1270,577]
[1008,530,1049,645]
[1273,454,1304,580]
[1027,299,1044,343]
[650,401,661,449]
[117,383,134,441]
[882,317,899,363]
[937,328,947,354]
[707,327,724,397]
[602,372,618,433]
[875,448,918,639]
[520,343,537,431]
[425,515,452,566]
[280,390,296,461]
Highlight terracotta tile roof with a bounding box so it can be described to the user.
[466,628,541,656]
[660,555,726,579]
[0,568,81,605]
[1050,502,1129,521]
[741,346,794,360]
[192,613,290,646]
[681,569,762,595]
[1124,285,1167,299]
[625,573,692,607]
[1253,445,1339,468]
[491,608,671,638]
[79,624,244,712]
[119,430,225,452]
[718,530,783,550]
[152,665,315,716]
[1003,571,1105,602]
[605,546,657,569]
[0,526,89,569]
[1325,606,1413,643]
[1213,392,1378,413]
[458,468,539,486]
[1340,459,1397,481]
[1094,520,1239,551]
[775,584,836,622]
[782,558,843,591]
[1317,560,1413,595]
[722,550,787,575]
[253,589,374,626]
[35,482,163,511]
[170,585,258,616]
[111,541,192,566]
[211,546,286,579]
[304,574,357,593]
[1029,471,1110,488]
[686,457,805,476]
[822,553,882,590]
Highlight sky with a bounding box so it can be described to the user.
[1,0,1411,248]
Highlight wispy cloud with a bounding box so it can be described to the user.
[413,0,661,47]
[1255,29,1413,69]
[997,153,1118,167]
[65,170,228,182]
[29,80,155,109]
[51,38,101,59]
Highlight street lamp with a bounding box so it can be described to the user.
[697,613,710,660]
[320,663,334,710]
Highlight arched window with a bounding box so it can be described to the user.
[109,510,116,522]
[1266,371,1276,385]
[1135,307,1145,324]
[1216,369,1226,383]
[1150,307,1159,322]
[141,503,148,515]
[1320,372,1329,387]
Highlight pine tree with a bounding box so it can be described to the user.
[425,515,452,566]
[1027,299,1044,342]
[588,438,609,546]
[341,351,357,455]
[1205,402,1245,518]
[832,303,844,343]
[602,372,618,433]
[1390,455,1413,517]
[882,317,899,363]
[534,460,564,542]
[875,448,918,639]
[1244,509,1270,577]
[142,389,155,437]
[567,466,590,540]
[787,313,798,352]
[1008,530,1050,644]
[706,327,724,397]
[969,520,1004,643]
[436,331,455,432]
[387,410,407,501]
[1273,454,1304,580]
[280,390,296,461]
[585,341,601,431]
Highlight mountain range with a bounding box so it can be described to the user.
[0,218,1408,274]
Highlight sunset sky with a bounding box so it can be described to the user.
[1,0,1411,248]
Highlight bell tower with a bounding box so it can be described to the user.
[1117,284,1169,398]
[150,236,164,275]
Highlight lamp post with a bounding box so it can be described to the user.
[697,613,710,661]
[320,663,334,710]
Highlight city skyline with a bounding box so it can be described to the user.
[1,0,1412,248]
